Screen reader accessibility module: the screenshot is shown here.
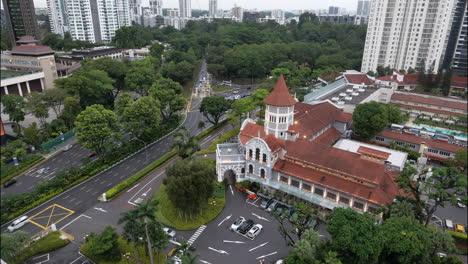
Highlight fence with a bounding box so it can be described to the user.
[40,129,75,151]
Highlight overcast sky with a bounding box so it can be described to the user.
[33,0,358,12]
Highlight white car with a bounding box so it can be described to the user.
[230,216,245,231]
[456,198,466,208]
[7,215,29,232]
[247,224,263,239]
[163,227,176,239]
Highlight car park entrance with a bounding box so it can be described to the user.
[224,170,236,185]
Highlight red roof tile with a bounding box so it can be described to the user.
[264,75,297,107]
[344,74,374,85]
[262,134,286,153]
[313,128,342,145]
[391,93,467,111]
[11,45,55,56]
[357,146,390,160]
[319,72,342,82]
[239,122,265,145]
[394,103,465,117]
[451,76,468,89]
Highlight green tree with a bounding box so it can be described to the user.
[455,149,467,168]
[114,93,133,117]
[379,197,418,220]
[428,227,456,258]
[25,92,49,127]
[1,94,26,135]
[163,61,195,84]
[74,104,121,161]
[60,97,82,129]
[200,96,231,126]
[121,96,161,140]
[172,127,200,158]
[385,104,403,124]
[82,57,127,96]
[118,210,144,258]
[164,159,216,218]
[0,140,27,161]
[353,101,389,140]
[149,43,165,59]
[87,226,122,262]
[251,88,269,110]
[43,88,67,117]
[24,122,43,147]
[0,231,29,262]
[125,67,156,96]
[150,78,186,121]
[327,208,382,264]
[230,98,255,127]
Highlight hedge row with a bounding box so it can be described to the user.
[195,119,230,140]
[105,150,177,200]
[13,231,69,264]
[448,230,468,242]
[1,155,45,184]
[197,127,240,155]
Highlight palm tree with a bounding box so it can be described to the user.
[173,127,200,159]
[118,210,144,258]
[175,241,196,257]
[135,200,160,264]
[181,254,198,264]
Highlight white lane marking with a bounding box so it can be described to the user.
[252,213,270,222]
[229,185,234,196]
[249,242,269,252]
[33,253,49,264]
[94,207,108,213]
[69,198,76,202]
[127,172,163,206]
[62,195,70,200]
[223,240,245,244]
[126,183,140,193]
[169,240,181,246]
[70,256,83,264]
[85,188,92,193]
[106,183,112,187]
[199,260,212,264]
[75,200,82,205]
[61,214,92,230]
[188,225,207,245]
[208,247,229,255]
[256,252,277,259]
[218,214,232,226]
[100,180,106,184]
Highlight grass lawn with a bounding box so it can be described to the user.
[81,237,166,264]
[153,184,225,230]
[13,231,69,264]
[182,59,202,99]
[213,85,233,93]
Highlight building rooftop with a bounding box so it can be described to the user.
[264,75,297,107]
[10,45,55,56]
[391,92,467,111]
[0,70,39,80]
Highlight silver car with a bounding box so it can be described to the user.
[230,216,245,231]
[247,224,263,239]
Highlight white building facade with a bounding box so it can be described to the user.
[209,0,217,18]
[149,0,162,16]
[179,0,191,18]
[361,0,456,74]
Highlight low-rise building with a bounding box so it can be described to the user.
[1,69,45,96]
[70,46,126,60]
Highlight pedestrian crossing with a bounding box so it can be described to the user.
[187,225,207,245]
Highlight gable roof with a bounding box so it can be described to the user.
[11,45,55,56]
[391,92,467,110]
[344,73,374,85]
[264,75,297,107]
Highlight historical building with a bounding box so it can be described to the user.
[216,76,406,213]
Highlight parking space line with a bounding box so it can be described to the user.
[187,225,207,245]
[100,180,106,184]
[75,200,82,205]
[256,252,277,259]
[249,242,268,251]
[61,214,91,230]
[85,188,92,193]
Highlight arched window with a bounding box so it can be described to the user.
[248,165,253,174]
[249,149,253,159]
[241,168,245,173]
[260,169,265,178]
[262,154,267,163]
[255,148,260,161]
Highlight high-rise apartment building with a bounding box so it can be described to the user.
[271,9,285,25]
[357,0,370,16]
[129,0,142,23]
[149,0,163,16]
[209,0,217,18]
[442,0,467,76]
[179,0,191,18]
[47,0,131,43]
[231,5,243,22]
[328,6,339,15]
[2,0,40,45]
[361,0,456,74]
[166,8,179,17]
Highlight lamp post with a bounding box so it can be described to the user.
[133,137,148,164]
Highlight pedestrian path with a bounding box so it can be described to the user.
[187,225,207,245]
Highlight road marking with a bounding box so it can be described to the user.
[33,253,49,264]
[120,175,125,179]
[75,200,82,205]
[62,195,70,200]
[70,256,83,264]
[85,188,92,193]
[100,180,106,184]
[249,242,269,252]
[229,185,234,196]
[223,240,245,244]
[79,186,86,191]
[199,260,212,264]
[252,213,270,222]
[69,198,76,203]
[188,225,207,245]
[126,183,140,193]
[208,247,229,255]
[169,239,181,246]
[29,204,75,230]
[256,252,277,259]
[106,183,112,187]
[94,207,108,213]
[61,214,91,230]
[127,172,163,206]
[218,214,232,226]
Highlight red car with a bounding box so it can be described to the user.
[86,152,96,158]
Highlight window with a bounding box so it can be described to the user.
[302,183,311,191]
[326,192,337,201]
[241,168,245,173]
[280,176,288,183]
[339,196,350,205]
[260,169,265,179]
[367,207,378,214]
[353,201,364,210]
[262,154,267,163]
[314,188,324,196]
[375,136,385,142]
[255,148,260,161]
[291,179,299,188]
[249,149,253,158]
[248,165,253,174]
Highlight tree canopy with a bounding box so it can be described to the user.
[200,96,231,125]
[353,102,403,140]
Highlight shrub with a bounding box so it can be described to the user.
[13,231,69,264]
[197,127,240,155]
[1,154,44,184]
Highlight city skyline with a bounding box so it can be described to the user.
[31,0,359,12]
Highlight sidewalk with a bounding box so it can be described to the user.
[43,136,79,159]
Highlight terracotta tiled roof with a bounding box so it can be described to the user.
[11,45,55,56]
[274,159,403,206]
[344,74,374,85]
[313,128,342,145]
[377,76,393,82]
[239,122,266,145]
[380,74,467,89]
[391,93,467,111]
[264,75,297,107]
[357,146,390,160]
[394,103,464,117]
[319,72,342,82]
[262,134,285,153]
[451,76,468,88]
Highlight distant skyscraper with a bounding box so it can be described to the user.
[179,0,191,18]
[442,0,467,76]
[209,0,217,18]
[47,0,68,36]
[149,0,163,16]
[231,5,243,22]
[328,6,339,15]
[129,0,142,23]
[356,0,370,16]
[361,0,456,74]
[2,0,40,45]
[271,9,284,25]
[167,8,179,17]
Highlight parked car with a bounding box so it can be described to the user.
[444,219,454,230]
[456,198,466,208]
[455,224,465,233]
[86,152,96,158]
[230,216,246,231]
[266,200,279,212]
[3,179,17,188]
[247,224,263,239]
[7,215,29,232]
[63,144,73,152]
[163,227,176,239]
[260,198,273,209]
[238,219,255,234]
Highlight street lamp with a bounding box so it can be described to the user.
[133,137,148,164]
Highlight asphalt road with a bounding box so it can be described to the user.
[1,145,90,196]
